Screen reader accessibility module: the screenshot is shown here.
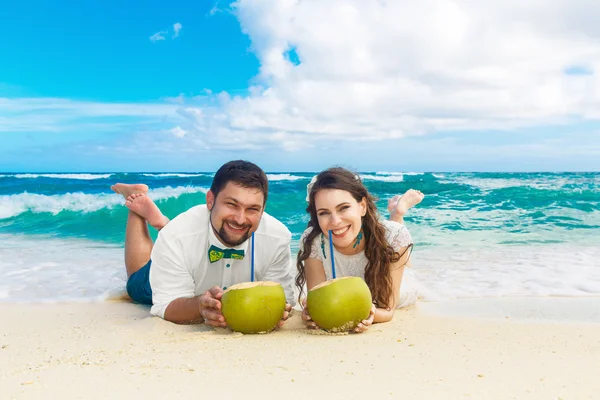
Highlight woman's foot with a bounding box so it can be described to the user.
[388,189,424,222]
[126,193,169,230]
[111,183,148,199]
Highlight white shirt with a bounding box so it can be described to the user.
[149,205,296,318]
[300,220,418,308]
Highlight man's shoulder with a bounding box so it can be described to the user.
[158,204,209,239]
[255,212,292,242]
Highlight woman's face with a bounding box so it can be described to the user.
[314,188,366,250]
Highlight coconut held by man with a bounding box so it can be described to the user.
[221,281,287,334]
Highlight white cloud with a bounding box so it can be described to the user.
[164,93,186,104]
[208,1,230,16]
[149,30,167,43]
[173,22,182,39]
[167,0,600,148]
[0,97,180,132]
[150,23,182,42]
[6,1,600,167]
[209,6,221,16]
[167,126,187,138]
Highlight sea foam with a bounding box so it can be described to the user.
[13,173,113,180]
[266,174,308,181]
[0,186,208,219]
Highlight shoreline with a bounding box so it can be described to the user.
[2,300,599,399]
[3,294,600,325]
[418,296,600,325]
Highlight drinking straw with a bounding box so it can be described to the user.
[251,232,255,282]
[328,230,336,279]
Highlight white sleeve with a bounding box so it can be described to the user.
[299,228,321,260]
[258,237,297,307]
[386,221,414,252]
[149,233,195,319]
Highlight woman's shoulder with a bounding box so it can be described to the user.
[300,225,316,241]
[380,219,413,250]
[299,226,323,260]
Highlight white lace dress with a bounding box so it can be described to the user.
[300,219,419,309]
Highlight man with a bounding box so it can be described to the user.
[111,160,295,327]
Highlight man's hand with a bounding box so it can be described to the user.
[198,286,227,328]
[277,303,293,328]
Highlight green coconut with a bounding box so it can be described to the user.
[221,281,286,334]
[306,276,373,333]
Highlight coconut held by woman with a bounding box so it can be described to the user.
[296,168,422,333]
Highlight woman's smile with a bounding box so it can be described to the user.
[331,225,351,237]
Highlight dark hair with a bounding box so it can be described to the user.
[210,160,269,204]
[295,167,411,309]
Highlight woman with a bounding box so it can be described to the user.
[296,167,423,333]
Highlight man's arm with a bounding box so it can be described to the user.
[163,288,227,327]
[148,232,194,319]
[149,234,228,326]
[163,296,203,324]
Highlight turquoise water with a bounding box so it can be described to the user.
[1,172,599,302]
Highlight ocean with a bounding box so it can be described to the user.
[1,171,599,308]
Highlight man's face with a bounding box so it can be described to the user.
[206,182,265,247]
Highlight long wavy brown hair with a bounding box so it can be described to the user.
[295,167,412,309]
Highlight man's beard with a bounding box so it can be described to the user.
[214,219,252,247]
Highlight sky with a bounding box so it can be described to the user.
[1,0,600,172]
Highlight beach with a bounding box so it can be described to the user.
[4,0,600,396]
[2,300,599,400]
[2,172,599,398]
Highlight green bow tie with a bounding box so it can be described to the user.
[208,245,245,263]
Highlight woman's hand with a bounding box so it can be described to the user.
[300,298,318,329]
[353,304,377,333]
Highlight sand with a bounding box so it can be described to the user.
[1,301,599,400]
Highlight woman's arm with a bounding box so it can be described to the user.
[356,262,404,329]
[304,257,327,291]
[366,245,412,325]
[372,259,406,323]
[300,257,327,329]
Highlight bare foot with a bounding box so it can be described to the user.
[110,183,148,199]
[126,193,169,230]
[388,189,424,221]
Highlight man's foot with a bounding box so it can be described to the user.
[111,183,149,200]
[388,189,424,220]
[126,193,169,230]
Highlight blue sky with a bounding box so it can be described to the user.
[1,0,599,172]
[0,1,257,100]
